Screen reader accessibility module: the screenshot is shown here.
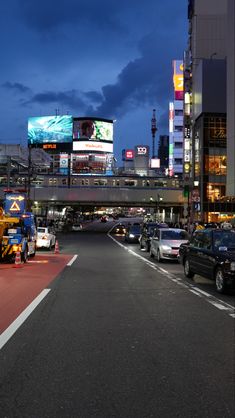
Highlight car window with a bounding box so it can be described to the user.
[129,225,141,233]
[213,230,235,250]
[190,232,205,248]
[37,228,46,233]
[201,231,212,249]
[161,230,189,240]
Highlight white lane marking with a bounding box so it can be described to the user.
[190,289,202,297]
[0,289,51,350]
[208,301,230,311]
[192,288,211,298]
[67,255,78,266]
[108,234,235,319]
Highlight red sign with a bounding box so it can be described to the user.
[125,150,134,159]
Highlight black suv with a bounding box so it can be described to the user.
[139,222,168,252]
[179,228,235,293]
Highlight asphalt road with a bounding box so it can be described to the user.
[0,220,234,417]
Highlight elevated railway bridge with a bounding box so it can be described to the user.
[0,174,185,222]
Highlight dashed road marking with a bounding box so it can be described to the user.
[108,234,235,319]
[67,255,78,266]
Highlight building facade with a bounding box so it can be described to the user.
[183,0,235,222]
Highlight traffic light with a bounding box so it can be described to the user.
[183,185,190,198]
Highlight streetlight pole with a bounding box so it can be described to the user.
[150,194,163,222]
[27,144,32,211]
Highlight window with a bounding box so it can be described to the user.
[202,231,212,250]
[124,179,137,186]
[81,179,89,186]
[191,232,205,248]
[205,155,226,176]
[174,110,183,116]
[94,179,108,186]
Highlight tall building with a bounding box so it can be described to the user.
[169,60,184,177]
[226,0,235,196]
[183,0,235,222]
[158,135,169,168]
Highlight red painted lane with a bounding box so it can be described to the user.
[0,254,74,334]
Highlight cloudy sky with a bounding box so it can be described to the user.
[0,0,188,163]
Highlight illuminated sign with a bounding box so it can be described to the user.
[136,146,149,156]
[126,150,134,160]
[150,158,160,168]
[4,193,26,214]
[43,144,57,149]
[28,115,73,145]
[73,119,113,142]
[173,60,184,100]
[73,141,113,153]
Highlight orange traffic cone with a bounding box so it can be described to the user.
[13,251,22,268]
[54,240,60,254]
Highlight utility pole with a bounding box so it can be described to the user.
[151,109,157,158]
[27,144,32,211]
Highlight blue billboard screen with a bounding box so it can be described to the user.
[28,115,73,145]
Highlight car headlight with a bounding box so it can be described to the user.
[230,262,235,271]
[161,245,171,251]
[129,233,135,238]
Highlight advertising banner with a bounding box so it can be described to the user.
[173,60,184,101]
[28,115,73,146]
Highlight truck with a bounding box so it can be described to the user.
[0,192,37,263]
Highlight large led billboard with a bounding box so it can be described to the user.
[71,153,113,175]
[73,118,113,153]
[28,115,73,147]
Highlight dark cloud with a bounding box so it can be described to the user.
[2,81,31,94]
[24,89,88,111]
[92,29,185,120]
[83,91,103,103]
[19,0,126,33]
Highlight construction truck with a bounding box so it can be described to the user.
[0,192,37,263]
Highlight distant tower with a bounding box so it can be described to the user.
[151,109,157,158]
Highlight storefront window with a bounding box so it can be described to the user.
[205,155,226,175]
[207,183,226,202]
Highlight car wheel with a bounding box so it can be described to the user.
[184,258,194,278]
[156,249,162,263]
[48,241,52,251]
[215,268,226,293]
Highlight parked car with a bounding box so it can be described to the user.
[125,224,141,243]
[179,228,235,293]
[150,228,189,262]
[36,227,56,250]
[139,222,168,251]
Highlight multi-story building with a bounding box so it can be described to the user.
[169,61,184,178]
[158,135,169,169]
[183,0,235,222]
